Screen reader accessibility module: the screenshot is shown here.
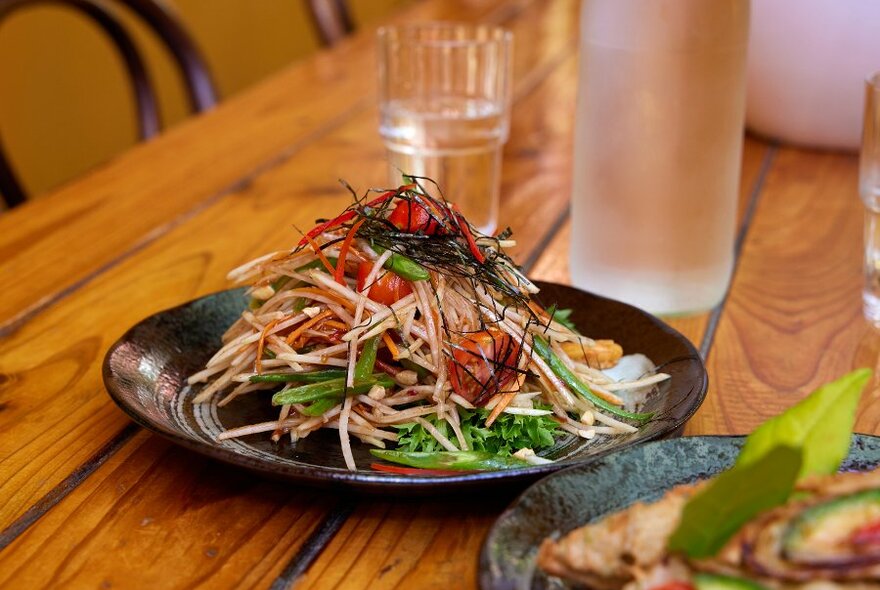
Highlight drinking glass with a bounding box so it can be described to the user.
[377,23,513,234]
[860,72,880,323]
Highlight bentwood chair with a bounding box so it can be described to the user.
[305,0,354,47]
[0,0,217,209]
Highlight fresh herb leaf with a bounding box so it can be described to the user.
[736,369,871,479]
[667,445,802,558]
[668,369,872,559]
[546,305,579,333]
[395,406,560,456]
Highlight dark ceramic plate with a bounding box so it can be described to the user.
[102,281,707,494]
[479,434,880,589]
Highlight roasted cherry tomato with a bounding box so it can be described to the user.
[448,329,520,404]
[357,261,412,306]
[388,200,440,234]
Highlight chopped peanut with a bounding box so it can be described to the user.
[561,340,623,369]
[251,285,275,300]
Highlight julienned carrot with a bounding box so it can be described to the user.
[382,332,400,359]
[255,318,281,374]
[323,319,348,331]
[305,234,336,275]
[285,309,332,345]
[334,219,365,285]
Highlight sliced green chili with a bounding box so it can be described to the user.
[370,450,530,471]
[531,334,654,424]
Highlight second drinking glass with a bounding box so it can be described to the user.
[377,23,513,235]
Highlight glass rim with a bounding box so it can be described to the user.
[377,22,512,48]
[867,71,880,90]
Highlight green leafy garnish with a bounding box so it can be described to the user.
[736,368,871,479]
[668,369,872,558]
[668,445,802,558]
[545,305,579,333]
[395,407,560,456]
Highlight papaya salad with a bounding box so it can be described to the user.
[187,179,670,472]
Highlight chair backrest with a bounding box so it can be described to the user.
[0,0,217,209]
[305,0,353,47]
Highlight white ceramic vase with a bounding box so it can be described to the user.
[747,0,880,151]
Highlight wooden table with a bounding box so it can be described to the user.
[0,0,875,587]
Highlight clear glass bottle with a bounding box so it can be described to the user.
[570,0,750,315]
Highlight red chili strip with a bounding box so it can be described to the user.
[452,204,486,264]
[297,188,405,246]
[370,463,464,476]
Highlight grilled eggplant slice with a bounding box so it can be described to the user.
[782,489,880,567]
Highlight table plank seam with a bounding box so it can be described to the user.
[0,422,140,551]
[522,207,570,273]
[268,499,356,590]
[0,96,373,340]
[698,143,779,360]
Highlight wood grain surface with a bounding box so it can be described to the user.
[690,147,880,436]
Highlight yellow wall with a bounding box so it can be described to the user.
[0,0,413,198]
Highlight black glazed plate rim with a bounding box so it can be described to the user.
[102,281,708,493]
[477,433,880,589]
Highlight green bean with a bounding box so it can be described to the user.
[372,244,429,281]
[355,336,380,380]
[249,369,347,384]
[531,334,654,424]
[271,373,395,405]
[400,358,428,379]
[300,398,340,417]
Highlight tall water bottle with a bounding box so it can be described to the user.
[570,0,750,315]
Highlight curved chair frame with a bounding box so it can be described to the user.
[0,0,217,209]
[306,0,353,47]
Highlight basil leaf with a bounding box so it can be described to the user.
[668,445,802,558]
[736,368,871,479]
